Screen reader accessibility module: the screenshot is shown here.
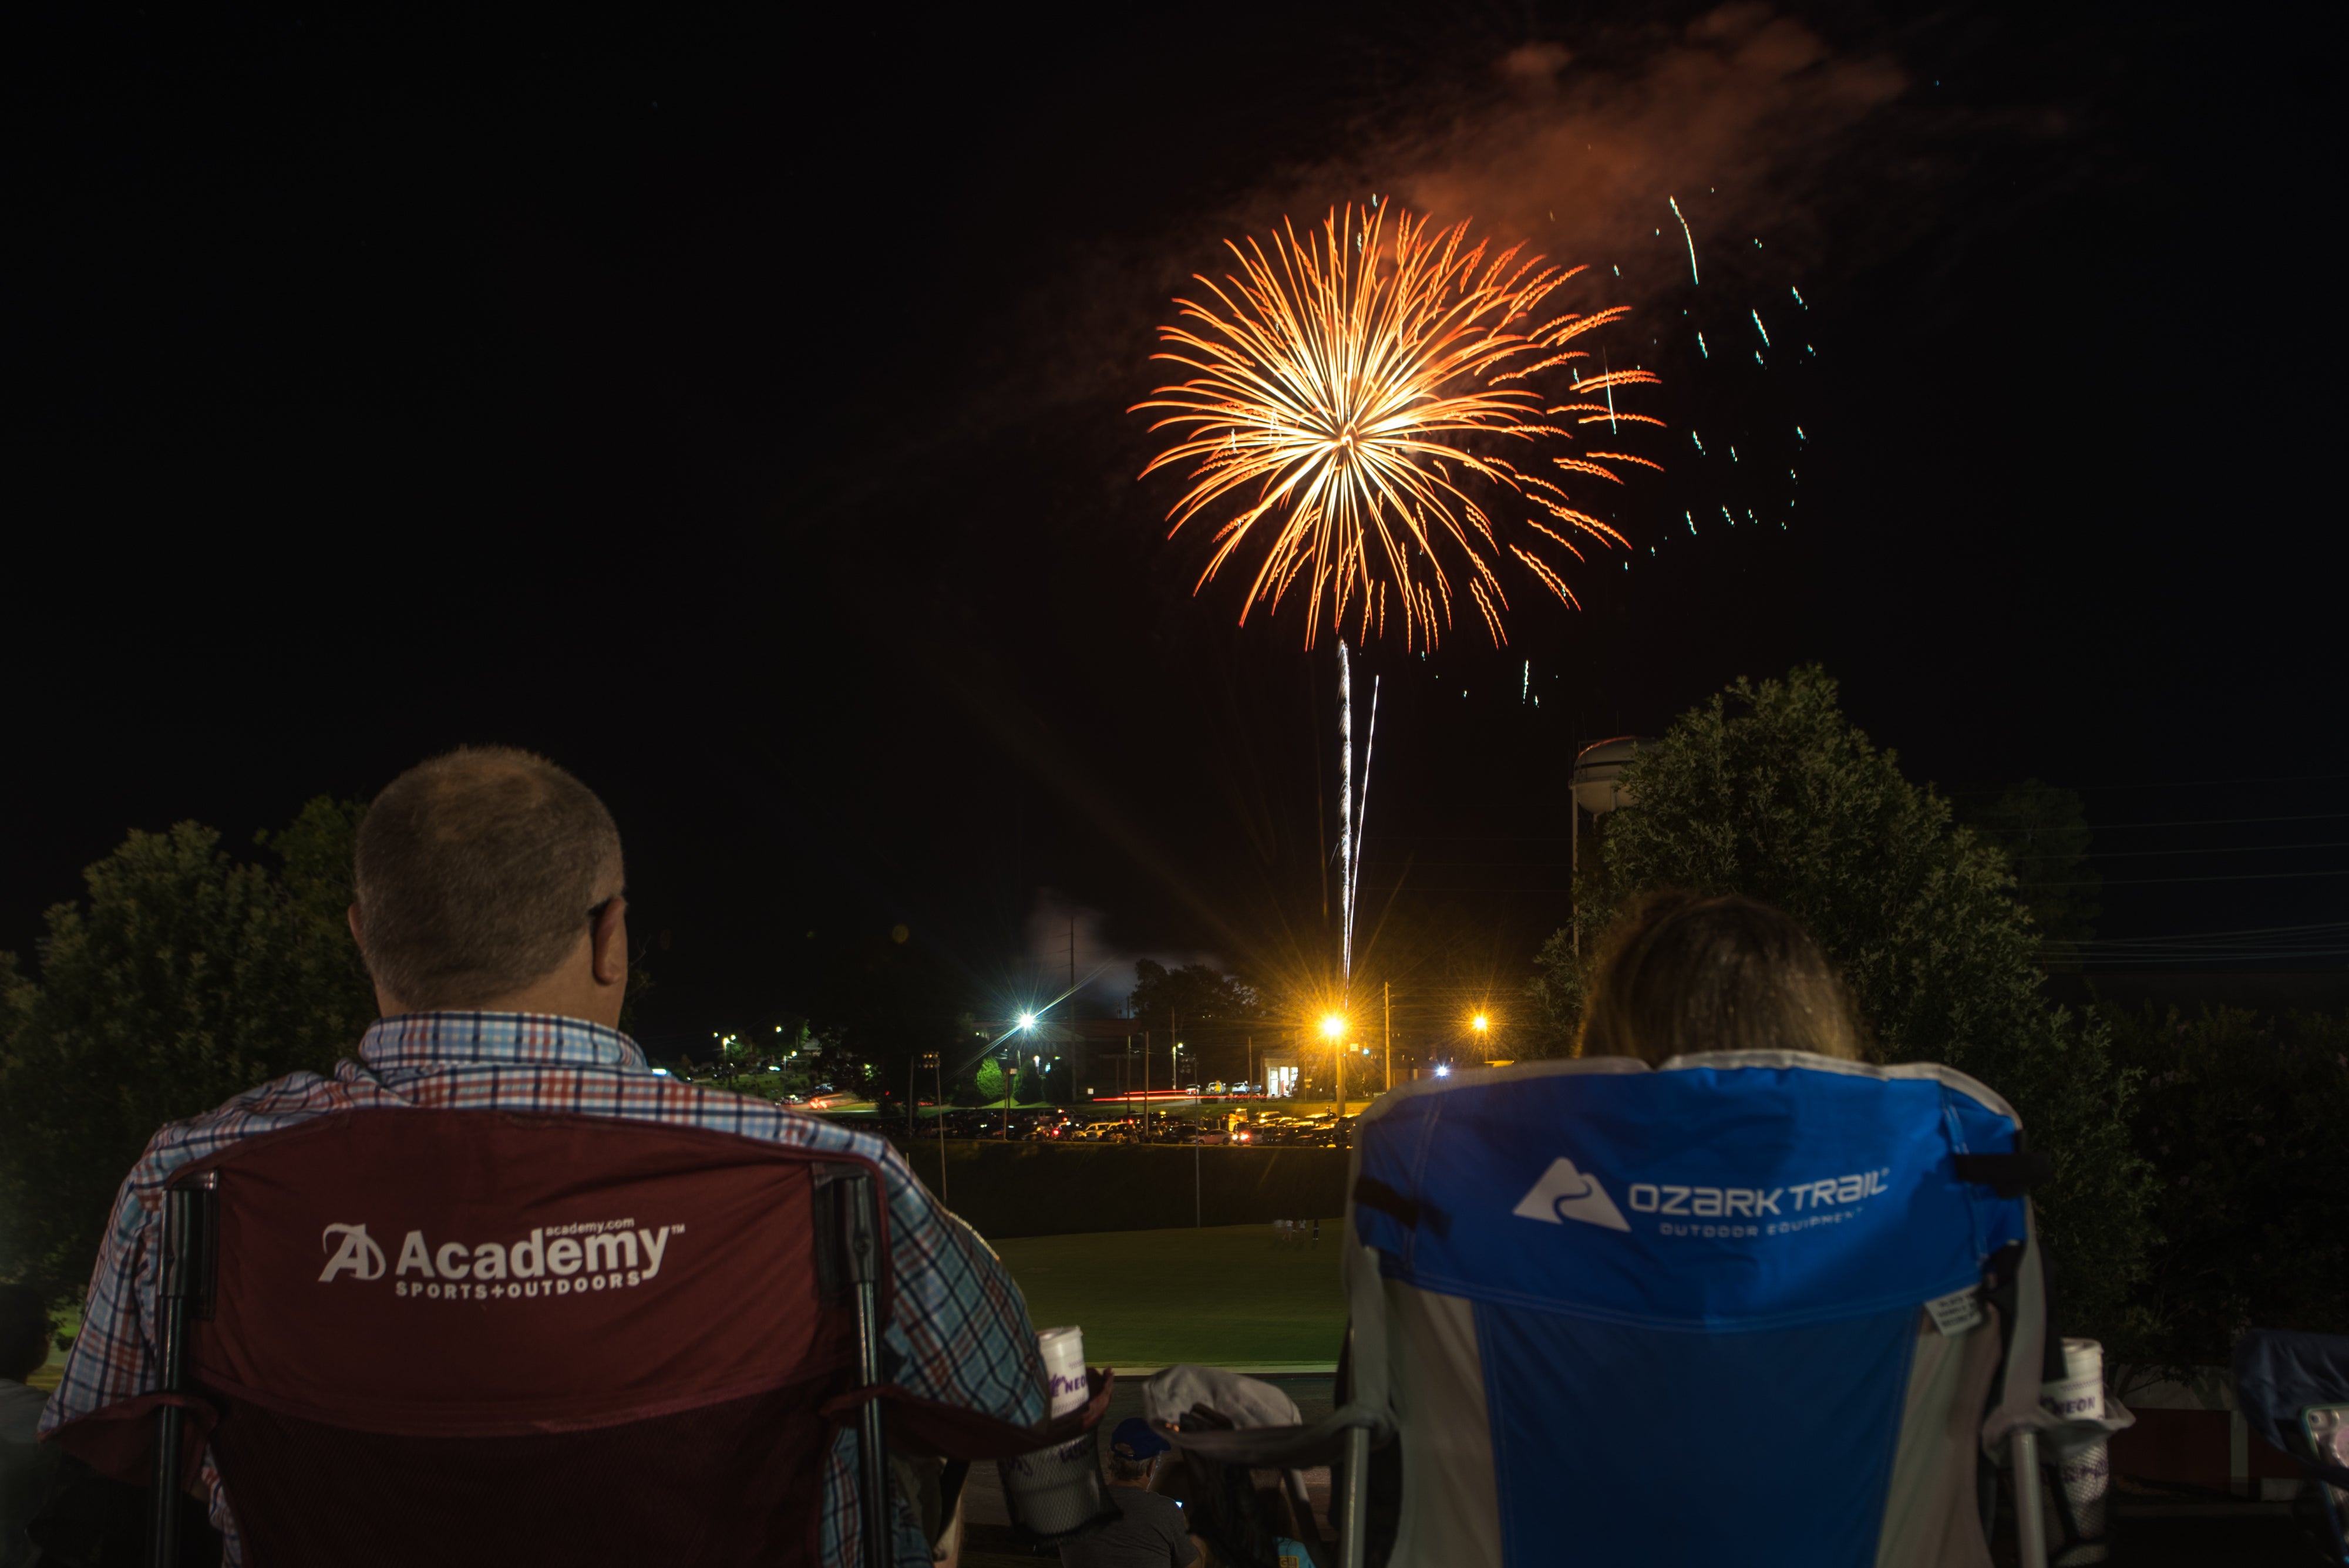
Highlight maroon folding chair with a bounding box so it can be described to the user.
[47,1109,1106,1567]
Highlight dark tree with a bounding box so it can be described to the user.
[1533,667,2153,1345]
[1958,779,2101,968]
[0,801,376,1299]
[1128,960,1261,1024]
[2102,1002,2349,1375]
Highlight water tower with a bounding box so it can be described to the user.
[1569,736,1656,951]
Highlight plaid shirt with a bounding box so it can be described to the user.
[39,1012,1043,1565]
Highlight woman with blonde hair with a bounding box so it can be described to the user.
[1576,890,1868,1064]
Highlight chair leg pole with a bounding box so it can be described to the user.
[148,1185,198,1568]
[147,1404,183,1568]
[847,1173,894,1568]
[2011,1429,2048,1568]
[1339,1425,1370,1568]
[857,1388,890,1568]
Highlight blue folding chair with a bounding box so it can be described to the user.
[1171,1052,2067,1568]
[2234,1328,2349,1562]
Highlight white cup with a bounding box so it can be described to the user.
[1039,1326,1088,1419]
[2040,1337,2111,1542]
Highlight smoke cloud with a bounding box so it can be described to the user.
[1380,6,1907,291]
[1024,887,1227,1015]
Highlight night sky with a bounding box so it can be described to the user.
[10,3,2344,1053]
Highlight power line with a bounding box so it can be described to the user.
[1388,811,2349,845]
[2016,839,2349,861]
[1365,859,1573,867]
[1978,810,2349,833]
[2064,951,2349,964]
[2025,868,2349,888]
[1394,812,2349,847]
[1378,833,1575,843]
[2064,772,2349,792]
[2049,918,2349,947]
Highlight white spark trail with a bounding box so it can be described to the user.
[1334,641,1380,989]
[1352,673,1378,978]
[1338,641,1355,984]
[1668,196,1699,285]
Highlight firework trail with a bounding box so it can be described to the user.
[1668,196,1700,286]
[1335,639,1378,985]
[1135,204,1661,649]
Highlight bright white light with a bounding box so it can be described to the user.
[1433,1065,1451,1078]
[651,1067,670,1077]
[1018,1012,1036,1030]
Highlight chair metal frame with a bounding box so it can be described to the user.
[1300,1313,2052,1568]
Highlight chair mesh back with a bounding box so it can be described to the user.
[180,1109,877,1566]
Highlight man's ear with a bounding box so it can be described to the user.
[346,904,365,950]
[591,897,629,987]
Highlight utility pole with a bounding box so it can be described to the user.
[919,1052,944,1202]
[1190,1014,1202,1226]
[1334,1032,1345,1142]
[1068,916,1075,993]
[1384,982,1392,1093]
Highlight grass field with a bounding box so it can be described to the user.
[24,1305,77,1393]
[994,1222,1348,1369]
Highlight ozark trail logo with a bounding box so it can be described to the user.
[1513,1157,1899,1241]
[1511,1158,1630,1231]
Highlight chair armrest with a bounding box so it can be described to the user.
[822,1367,1116,1460]
[1162,1402,1392,1469]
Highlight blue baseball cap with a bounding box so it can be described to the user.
[1111,1416,1170,1460]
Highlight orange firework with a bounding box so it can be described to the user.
[1135,203,1661,648]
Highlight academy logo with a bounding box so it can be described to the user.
[317,1217,684,1302]
[318,1223,387,1280]
[1511,1158,1630,1231]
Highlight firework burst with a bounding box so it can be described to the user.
[1135,203,1662,648]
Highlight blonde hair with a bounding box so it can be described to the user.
[1577,891,1866,1065]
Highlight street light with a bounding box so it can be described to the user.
[1318,1013,1352,1129]
[1017,1012,1036,1031]
[1469,1011,1495,1065]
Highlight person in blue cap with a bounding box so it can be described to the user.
[1059,1417,1204,1567]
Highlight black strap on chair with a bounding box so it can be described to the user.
[149,1173,217,1568]
[1351,1176,1449,1238]
[1952,1152,2052,1198]
[1954,1131,2053,1199]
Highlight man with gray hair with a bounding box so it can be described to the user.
[41,747,1044,1565]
